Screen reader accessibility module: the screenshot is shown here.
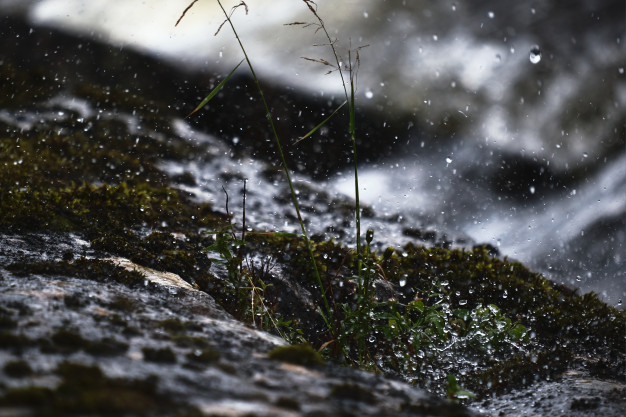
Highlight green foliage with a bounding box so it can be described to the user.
[446,374,476,402]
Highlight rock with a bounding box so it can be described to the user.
[0,233,478,417]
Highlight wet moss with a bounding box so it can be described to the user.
[92,231,216,291]
[244,232,625,393]
[185,348,220,365]
[7,258,146,288]
[157,318,202,334]
[0,316,17,330]
[275,396,301,411]
[267,344,324,367]
[171,335,212,349]
[0,361,199,415]
[3,360,33,378]
[105,295,137,313]
[142,347,177,364]
[64,294,87,309]
[0,331,32,352]
[47,329,89,354]
[84,337,129,356]
[469,347,572,395]
[329,383,376,404]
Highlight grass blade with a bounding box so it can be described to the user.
[186,59,245,118]
[293,100,347,145]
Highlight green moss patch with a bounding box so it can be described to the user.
[7,258,146,288]
[0,362,198,416]
[142,347,177,364]
[268,344,324,367]
[3,360,33,378]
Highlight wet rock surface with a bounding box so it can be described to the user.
[0,233,478,417]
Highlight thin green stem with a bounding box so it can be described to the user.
[302,1,362,273]
[216,0,330,314]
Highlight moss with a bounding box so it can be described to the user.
[0,386,55,407]
[0,316,17,330]
[0,331,32,351]
[171,335,212,349]
[84,338,129,356]
[329,383,376,404]
[244,233,625,393]
[0,361,198,415]
[3,360,33,378]
[267,344,324,367]
[106,295,137,313]
[275,396,301,411]
[157,318,200,333]
[7,258,146,288]
[64,294,87,309]
[185,348,220,365]
[92,231,216,291]
[142,347,177,364]
[47,328,89,354]
[469,347,572,395]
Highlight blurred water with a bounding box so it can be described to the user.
[5,0,624,305]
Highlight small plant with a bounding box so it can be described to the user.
[174,0,531,398]
[446,374,476,402]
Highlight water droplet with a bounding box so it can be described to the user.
[363,11,369,18]
[399,279,407,287]
[529,45,542,64]
[488,11,495,19]
[365,90,374,99]
[529,186,535,194]
[582,152,588,158]
[432,34,438,41]
[451,4,456,11]
[445,157,452,164]
[458,299,467,306]
[619,67,624,74]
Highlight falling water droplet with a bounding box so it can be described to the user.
[445,157,452,164]
[529,45,542,64]
[488,11,495,19]
[365,90,374,99]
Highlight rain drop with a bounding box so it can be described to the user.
[445,157,452,164]
[365,90,374,99]
[488,11,495,19]
[529,45,542,64]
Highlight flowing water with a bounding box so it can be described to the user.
[2,0,624,307]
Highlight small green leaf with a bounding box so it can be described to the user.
[293,100,347,144]
[186,59,245,118]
